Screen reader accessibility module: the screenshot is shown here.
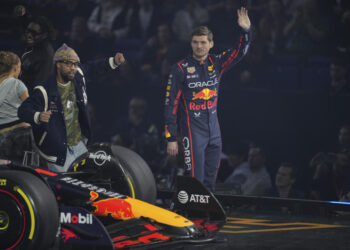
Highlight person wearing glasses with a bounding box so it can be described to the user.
[14,5,56,93]
[18,43,125,172]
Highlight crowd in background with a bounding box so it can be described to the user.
[1,0,350,211]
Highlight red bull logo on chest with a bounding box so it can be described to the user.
[192,88,217,100]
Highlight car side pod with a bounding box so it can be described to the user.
[171,176,227,237]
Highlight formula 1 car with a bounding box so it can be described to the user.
[0,143,226,249]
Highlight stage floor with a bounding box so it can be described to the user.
[180,211,350,250]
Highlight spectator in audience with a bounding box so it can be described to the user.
[262,162,304,214]
[67,17,100,62]
[281,0,303,16]
[128,0,163,41]
[267,162,304,198]
[14,5,55,93]
[337,7,350,54]
[224,142,249,184]
[241,144,272,196]
[0,51,32,163]
[18,43,125,172]
[49,0,95,40]
[111,96,161,171]
[283,0,331,55]
[87,0,132,40]
[216,141,250,194]
[172,0,209,42]
[332,0,350,54]
[309,152,338,201]
[259,0,287,55]
[87,0,132,55]
[140,23,173,82]
[329,57,349,96]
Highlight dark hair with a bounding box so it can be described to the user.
[191,26,213,42]
[0,51,20,76]
[28,16,56,41]
[280,162,297,179]
[249,142,266,158]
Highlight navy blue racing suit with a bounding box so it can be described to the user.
[164,28,251,191]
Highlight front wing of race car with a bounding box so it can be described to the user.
[1,164,226,249]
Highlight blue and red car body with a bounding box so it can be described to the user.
[0,164,226,249]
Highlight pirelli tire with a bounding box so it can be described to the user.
[71,143,157,204]
[111,145,157,204]
[0,170,59,250]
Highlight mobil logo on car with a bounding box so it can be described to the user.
[60,212,93,224]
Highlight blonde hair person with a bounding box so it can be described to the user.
[0,51,32,163]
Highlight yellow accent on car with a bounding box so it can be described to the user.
[14,186,35,240]
[0,179,6,186]
[126,175,135,198]
[124,197,194,228]
[0,211,9,230]
[73,163,79,172]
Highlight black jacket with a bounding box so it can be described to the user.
[18,57,118,165]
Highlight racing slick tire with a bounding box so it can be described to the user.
[0,170,59,250]
[111,145,157,204]
[69,143,157,204]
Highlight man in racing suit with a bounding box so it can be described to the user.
[164,7,251,191]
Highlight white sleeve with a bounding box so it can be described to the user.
[15,79,28,99]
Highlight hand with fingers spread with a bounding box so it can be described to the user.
[237,7,251,31]
[40,111,51,123]
[167,141,178,156]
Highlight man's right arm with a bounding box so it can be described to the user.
[164,63,184,155]
[18,87,46,126]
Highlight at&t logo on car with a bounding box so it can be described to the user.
[88,150,111,166]
[177,191,189,204]
[60,212,93,224]
[177,190,210,204]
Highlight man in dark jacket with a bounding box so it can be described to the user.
[164,7,251,191]
[14,5,56,93]
[18,43,125,172]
